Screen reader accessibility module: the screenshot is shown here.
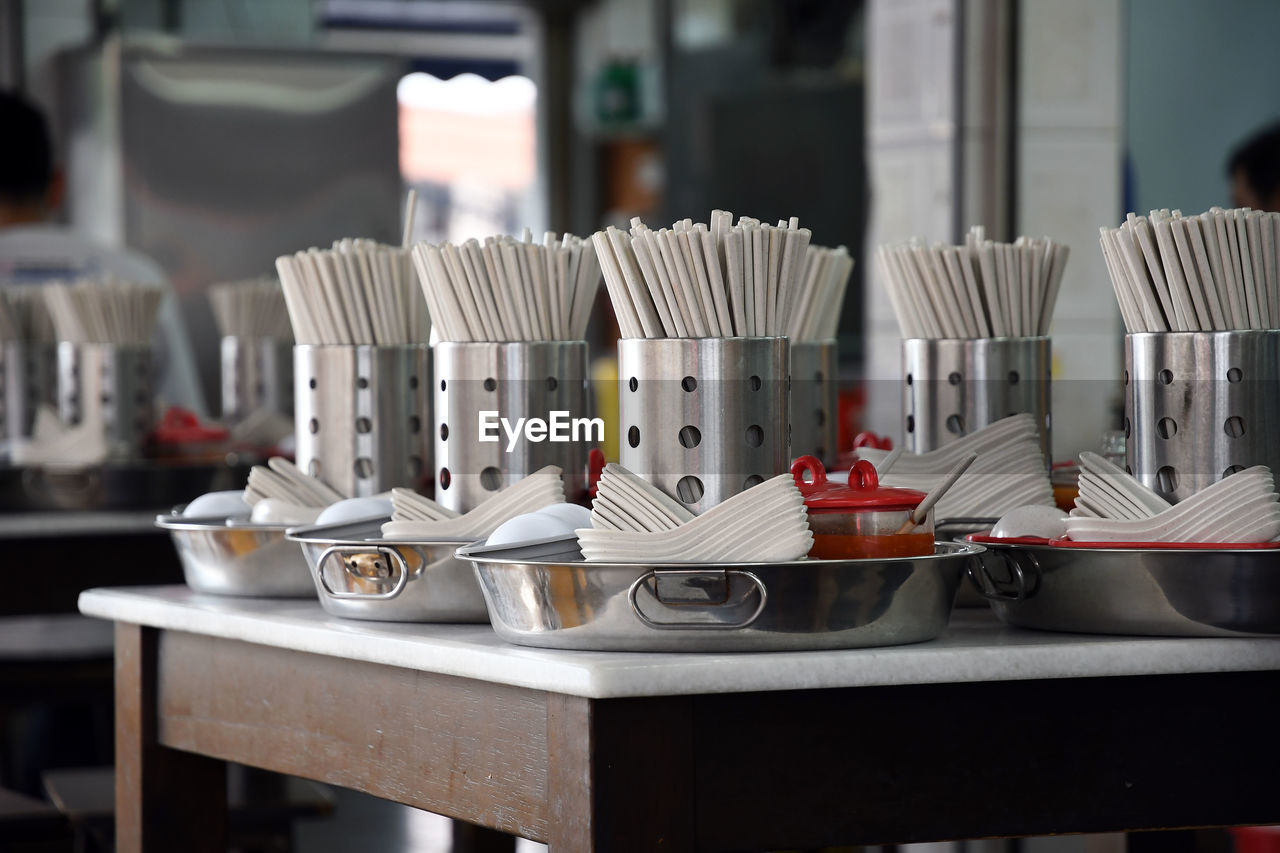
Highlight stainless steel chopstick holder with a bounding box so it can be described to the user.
[901,336,1051,464]
[220,336,293,423]
[56,342,154,459]
[294,344,432,498]
[1125,330,1280,503]
[0,342,34,445]
[433,340,592,512]
[618,337,789,515]
[789,339,839,467]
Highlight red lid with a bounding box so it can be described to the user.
[853,431,894,451]
[150,407,229,445]
[790,455,925,511]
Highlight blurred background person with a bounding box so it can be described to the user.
[1228,120,1280,212]
[0,89,208,416]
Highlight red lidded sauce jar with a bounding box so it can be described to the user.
[791,455,934,560]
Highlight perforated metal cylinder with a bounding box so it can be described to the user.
[433,341,591,513]
[294,344,431,498]
[902,336,1051,464]
[1125,330,1280,503]
[789,339,839,467]
[220,336,294,423]
[28,343,56,411]
[0,342,32,443]
[618,337,789,515]
[56,342,154,459]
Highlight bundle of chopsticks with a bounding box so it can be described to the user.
[42,280,163,345]
[1100,207,1280,332]
[410,230,600,342]
[788,245,855,342]
[593,210,812,338]
[209,277,293,340]
[275,239,429,345]
[877,227,1069,338]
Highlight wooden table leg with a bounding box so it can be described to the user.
[115,625,226,853]
[546,694,695,852]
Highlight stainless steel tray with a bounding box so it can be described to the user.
[155,512,315,598]
[969,539,1280,637]
[457,539,982,652]
[1,460,253,512]
[286,517,488,623]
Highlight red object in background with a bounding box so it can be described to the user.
[836,384,865,454]
[834,430,897,470]
[150,407,229,446]
[853,431,893,451]
[586,448,606,499]
[1232,827,1280,853]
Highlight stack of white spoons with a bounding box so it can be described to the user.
[1069,452,1171,520]
[381,466,565,541]
[576,469,810,563]
[589,463,695,531]
[244,458,345,525]
[850,415,1053,520]
[1065,462,1280,544]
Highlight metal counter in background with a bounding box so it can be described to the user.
[0,460,241,614]
[0,509,183,616]
[0,510,159,539]
[56,40,405,411]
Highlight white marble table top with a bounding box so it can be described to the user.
[79,586,1280,700]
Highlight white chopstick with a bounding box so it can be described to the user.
[1099,206,1280,333]
[879,228,1072,339]
[591,211,816,339]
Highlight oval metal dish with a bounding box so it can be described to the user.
[287,517,488,623]
[155,512,315,598]
[456,539,982,652]
[969,539,1280,637]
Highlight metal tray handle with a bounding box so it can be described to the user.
[627,569,768,630]
[316,546,411,601]
[967,549,1039,602]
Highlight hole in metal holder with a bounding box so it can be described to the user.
[627,569,768,631]
[676,475,704,503]
[316,546,410,601]
[480,466,503,491]
[967,550,1038,602]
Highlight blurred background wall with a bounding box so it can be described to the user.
[1125,0,1280,215]
[7,0,1280,460]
